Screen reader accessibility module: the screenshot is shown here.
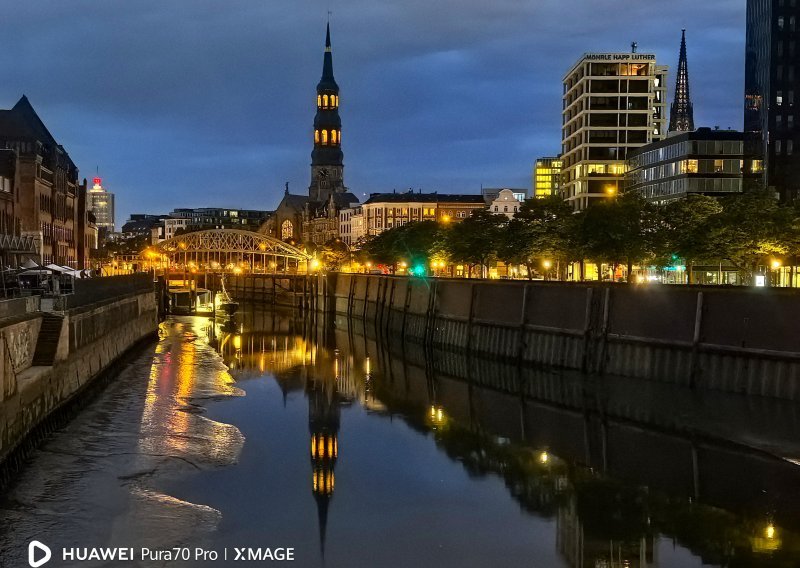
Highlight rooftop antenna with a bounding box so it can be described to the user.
[631,41,638,53]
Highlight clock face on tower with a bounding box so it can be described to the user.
[318,169,328,179]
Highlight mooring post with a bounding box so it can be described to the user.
[689,291,704,389]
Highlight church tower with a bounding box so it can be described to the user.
[668,29,695,133]
[310,23,345,202]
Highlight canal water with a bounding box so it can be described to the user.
[2,307,800,567]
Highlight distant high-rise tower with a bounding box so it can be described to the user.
[309,22,345,203]
[669,30,695,133]
[87,176,116,235]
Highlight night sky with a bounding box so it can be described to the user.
[0,1,745,224]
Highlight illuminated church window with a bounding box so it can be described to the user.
[331,130,337,144]
[281,220,293,240]
[317,95,322,107]
[314,130,320,143]
[322,130,328,144]
[323,94,329,107]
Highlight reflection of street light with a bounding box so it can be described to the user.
[539,451,549,464]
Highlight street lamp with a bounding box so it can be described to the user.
[771,259,783,287]
[605,185,617,197]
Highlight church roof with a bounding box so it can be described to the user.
[279,192,311,210]
[331,192,359,208]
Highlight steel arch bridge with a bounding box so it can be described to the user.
[154,229,310,272]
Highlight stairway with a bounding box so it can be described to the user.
[32,313,64,366]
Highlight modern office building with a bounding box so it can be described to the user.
[533,157,563,198]
[87,176,115,235]
[627,128,752,202]
[744,0,800,200]
[561,51,668,211]
[185,207,270,232]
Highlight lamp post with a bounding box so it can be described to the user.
[771,259,782,287]
[543,259,552,281]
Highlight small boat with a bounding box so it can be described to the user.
[218,276,239,315]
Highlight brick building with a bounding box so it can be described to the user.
[0,96,87,267]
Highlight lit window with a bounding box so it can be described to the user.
[714,159,724,173]
[317,95,322,107]
[687,159,699,173]
[281,220,293,240]
[323,94,329,107]
[777,91,784,106]
[314,130,320,143]
[322,130,328,144]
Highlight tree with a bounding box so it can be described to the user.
[319,239,351,271]
[576,192,657,283]
[711,190,795,284]
[443,211,506,278]
[361,221,444,273]
[655,194,723,283]
[497,195,577,280]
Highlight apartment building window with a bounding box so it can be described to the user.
[788,140,794,156]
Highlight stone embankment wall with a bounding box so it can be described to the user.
[315,274,800,401]
[0,274,158,469]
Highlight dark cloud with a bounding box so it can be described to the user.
[0,0,746,221]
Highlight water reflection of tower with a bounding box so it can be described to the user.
[308,353,341,559]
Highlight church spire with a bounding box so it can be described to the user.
[310,21,345,202]
[669,29,695,133]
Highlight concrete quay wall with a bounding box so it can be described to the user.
[318,274,800,401]
[0,277,158,470]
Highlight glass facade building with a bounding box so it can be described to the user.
[533,157,563,198]
[627,128,757,202]
[745,0,800,199]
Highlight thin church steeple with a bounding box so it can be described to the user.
[669,29,695,133]
[310,21,345,202]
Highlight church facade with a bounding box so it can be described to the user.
[263,23,359,246]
